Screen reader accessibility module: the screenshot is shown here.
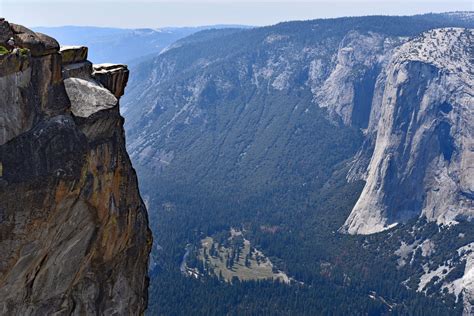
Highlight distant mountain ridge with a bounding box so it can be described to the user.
[33,24,252,64]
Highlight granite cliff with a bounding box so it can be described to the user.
[339,28,473,314]
[342,28,474,235]
[0,19,151,315]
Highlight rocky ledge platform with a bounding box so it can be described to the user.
[0,18,152,315]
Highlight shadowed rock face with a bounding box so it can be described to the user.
[0,20,151,315]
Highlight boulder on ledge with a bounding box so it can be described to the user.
[10,24,59,56]
[93,63,129,98]
[60,45,88,65]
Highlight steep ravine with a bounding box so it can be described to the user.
[0,20,152,315]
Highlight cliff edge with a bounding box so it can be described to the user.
[0,19,152,315]
[342,28,473,235]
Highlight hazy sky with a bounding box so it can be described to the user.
[1,0,472,28]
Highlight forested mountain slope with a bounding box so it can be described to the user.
[122,12,474,315]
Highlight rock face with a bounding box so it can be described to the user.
[60,46,88,65]
[93,64,129,98]
[314,31,404,127]
[0,20,151,315]
[342,28,474,235]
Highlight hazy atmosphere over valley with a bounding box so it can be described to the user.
[0,0,473,315]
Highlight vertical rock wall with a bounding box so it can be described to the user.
[342,28,474,234]
[0,19,152,315]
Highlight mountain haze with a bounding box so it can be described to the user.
[33,25,252,64]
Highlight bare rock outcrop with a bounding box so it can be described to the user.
[93,63,130,98]
[314,31,406,127]
[0,20,69,147]
[0,20,151,315]
[60,45,88,65]
[342,28,474,235]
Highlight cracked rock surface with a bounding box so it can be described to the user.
[0,20,151,315]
